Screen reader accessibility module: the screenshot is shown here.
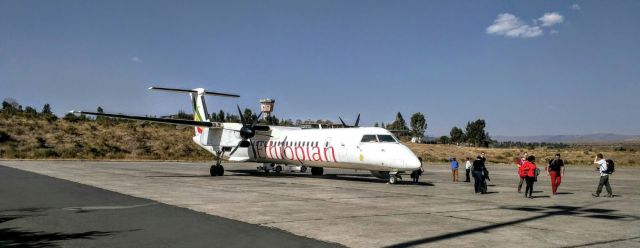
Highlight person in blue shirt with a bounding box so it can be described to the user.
[450,157,459,182]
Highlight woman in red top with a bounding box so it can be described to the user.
[520,155,537,198]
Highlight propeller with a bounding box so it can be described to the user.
[229,105,264,158]
[338,113,360,128]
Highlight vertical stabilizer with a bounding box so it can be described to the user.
[191,88,210,135]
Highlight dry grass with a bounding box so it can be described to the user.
[2,115,638,166]
[405,143,640,166]
[0,116,211,161]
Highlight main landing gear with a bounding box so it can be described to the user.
[311,167,324,176]
[210,151,225,177]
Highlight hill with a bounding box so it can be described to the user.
[0,115,211,160]
[493,134,640,143]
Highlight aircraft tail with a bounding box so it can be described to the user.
[149,86,240,135]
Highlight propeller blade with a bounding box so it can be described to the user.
[338,117,348,127]
[236,105,246,126]
[354,113,360,127]
[251,111,263,127]
[249,139,258,159]
[229,140,243,156]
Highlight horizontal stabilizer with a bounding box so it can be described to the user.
[72,111,217,127]
[148,86,240,98]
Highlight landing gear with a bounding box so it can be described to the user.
[300,166,307,173]
[275,165,282,173]
[210,151,225,177]
[311,167,324,176]
[210,165,224,176]
[388,173,402,184]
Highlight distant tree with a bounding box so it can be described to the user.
[243,108,253,122]
[410,112,427,137]
[2,99,18,116]
[450,126,465,145]
[176,110,192,120]
[464,119,490,147]
[381,122,385,128]
[218,110,225,122]
[388,112,408,130]
[97,106,104,113]
[41,103,53,115]
[282,119,294,126]
[373,122,379,127]
[24,106,38,117]
[41,103,57,121]
[438,136,450,144]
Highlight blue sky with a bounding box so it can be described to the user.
[1,0,639,136]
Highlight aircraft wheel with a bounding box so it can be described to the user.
[300,166,307,173]
[275,165,282,173]
[210,165,218,177]
[389,176,397,184]
[216,165,224,176]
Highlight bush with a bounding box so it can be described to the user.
[0,131,11,142]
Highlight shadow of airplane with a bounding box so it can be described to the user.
[226,169,436,186]
[384,203,640,248]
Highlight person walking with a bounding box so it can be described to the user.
[546,153,565,195]
[450,157,459,182]
[472,156,486,194]
[592,154,613,197]
[520,155,537,198]
[464,157,472,182]
[517,152,528,193]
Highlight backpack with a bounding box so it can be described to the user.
[605,159,615,174]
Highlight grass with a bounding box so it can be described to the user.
[406,143,640,166]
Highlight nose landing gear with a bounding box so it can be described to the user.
[388,173,402,184]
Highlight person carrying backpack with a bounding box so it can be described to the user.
[519,155,537,198]
[472,155,486,194]
[546,153,565,195]
[592,153,614,197]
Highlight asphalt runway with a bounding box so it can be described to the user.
[1,160,639,247]
[0,165,341,248]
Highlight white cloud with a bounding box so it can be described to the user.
[486,13,543,38]
[538,12,564,27]
[571,4,581,11]
[130,57,142,63]
[550,29,559,35]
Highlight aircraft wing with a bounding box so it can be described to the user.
[72,111,220,128]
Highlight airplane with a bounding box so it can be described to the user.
[72,87,422,184]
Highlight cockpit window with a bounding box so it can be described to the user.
[360,135,378,143]
[377,135,398,143]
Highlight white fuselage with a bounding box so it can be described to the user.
[195,124,421,172]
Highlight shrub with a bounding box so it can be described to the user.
[0,131,11,142]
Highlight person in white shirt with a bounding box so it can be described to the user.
[464,157,472,182]
[592,153,613,197]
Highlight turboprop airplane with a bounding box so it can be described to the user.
[72,87,422,184]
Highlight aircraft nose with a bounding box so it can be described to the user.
[404,154,422,170]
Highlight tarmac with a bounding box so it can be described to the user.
[1,160,639,248]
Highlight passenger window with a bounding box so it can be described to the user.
[377,135,398,143]
[360,135,378,143]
